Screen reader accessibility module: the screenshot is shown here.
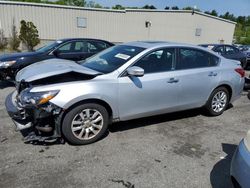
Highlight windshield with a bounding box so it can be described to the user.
[36,40,63,53]
[81,45,145,73]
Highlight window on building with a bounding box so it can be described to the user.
[77,17,87,28]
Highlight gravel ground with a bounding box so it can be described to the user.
[0,80,249,188]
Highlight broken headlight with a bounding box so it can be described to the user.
[19,89,59,106]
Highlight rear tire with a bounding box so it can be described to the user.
[62,103,109,145]
[205,87,229,116]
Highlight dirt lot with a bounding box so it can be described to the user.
[0,81,249,188]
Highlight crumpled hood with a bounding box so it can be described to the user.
[0,51,42,61]
[16,58,100,82]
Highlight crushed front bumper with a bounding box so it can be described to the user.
[5,91,33,131]
[5,91,64,143]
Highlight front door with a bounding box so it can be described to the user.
[118,48,181,120]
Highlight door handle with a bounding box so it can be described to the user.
[167,78,179,83]
[208,72,217,77]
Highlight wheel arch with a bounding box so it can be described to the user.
[215,84,233,101]
[62,98,114,122]
[205,84,233,106]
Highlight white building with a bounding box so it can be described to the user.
[0,1,236,45]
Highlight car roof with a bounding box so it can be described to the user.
[57,38,113,44]
[122,41,204,50]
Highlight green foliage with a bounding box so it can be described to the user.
[112,4,124,10]
[0,29,7,50]
[19,20,40,51]
[142,5,156,9]
[86,1,102,8]
[171,6,179,10]
[182,6,201,12]
[9,19,20,51]
[204,10,218,16]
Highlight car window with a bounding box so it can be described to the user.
[81,45,145,74]
[214,46,224,53]
[75,41,88,52]
[225,46,238,54]
[134,48,175,74]
[57,42,73,53]
[87,41,108,53]
[176,48,219,70]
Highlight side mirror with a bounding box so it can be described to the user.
[127,66,144,77]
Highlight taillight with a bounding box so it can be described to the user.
[235,68,245,78]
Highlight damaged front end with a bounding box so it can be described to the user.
[5,80,64,144]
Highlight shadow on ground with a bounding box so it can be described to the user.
[109,108,202,133]
[0,81,15,89]
[210,143,238,188]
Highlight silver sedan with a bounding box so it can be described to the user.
[5,41,245,145]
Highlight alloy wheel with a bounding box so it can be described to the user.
[211,91,227,113]
[71,109,104,140]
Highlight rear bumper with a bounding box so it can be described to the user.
[231,140,250,188]
[5,91,32,131]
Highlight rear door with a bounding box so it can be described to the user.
[174,47,221,108]
[118,48,182,120]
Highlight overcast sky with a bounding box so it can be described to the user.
[93,0,250,16]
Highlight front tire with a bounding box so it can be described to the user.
[62,103,109,145]
[205,87,229,116]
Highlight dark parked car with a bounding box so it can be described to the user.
[245,76,250,90]
[240,45,250,66]
[199,44,248,69]
[0,38,114,81]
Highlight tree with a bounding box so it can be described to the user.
[86,1,102,8]
[165,6,170,10]
[204,10,218,16]
[142,5,156,9]
[9,19,20,51]
[0,29,7,50]
[171,6,179,10]
[182,6,192,10]
[210,10,218,16]
[71,0,85,7]
[112,4,125,10]
[19,20,40,51]
[220,12,236,22]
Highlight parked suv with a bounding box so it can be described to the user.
[5,41,245,145]
[0,38,113,81]
[199,44,248,69]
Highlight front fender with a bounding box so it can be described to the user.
[61,93,119,119]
